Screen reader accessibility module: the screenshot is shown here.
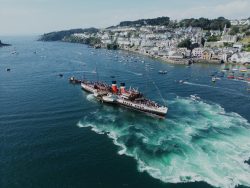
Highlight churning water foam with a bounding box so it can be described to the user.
[77,97,250,188]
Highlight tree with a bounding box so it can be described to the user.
[245,31,250,36]
[223,42,233,47]
[190,43,199,50]
[119,17,170,27]
[168,20,178,28]
[201,37,206,46]
[229,26,240,35]
[207,35,220,42]
[178,17,231,30]
[107,43,119,50]
[178,38,192,49]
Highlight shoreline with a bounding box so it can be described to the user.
[119,47,224,65]
[41,40,245,66]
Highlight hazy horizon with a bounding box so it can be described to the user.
[1,0,250,36]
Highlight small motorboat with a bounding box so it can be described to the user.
[179,80,188,84]
[190,94,200,101]
[240,69,247,73]
[227,75,235,79]
[212,77,216,82]
[158,70,167,74]
[6,68,11,72]
[236,73,245,80]
[237,76,245,80]
[69,76,81,84]
[179,80,184,84]
[215,77,221,80]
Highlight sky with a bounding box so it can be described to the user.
[0,0,250,35]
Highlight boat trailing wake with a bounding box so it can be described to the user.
[77,97,250,188]
[126,70,143,76]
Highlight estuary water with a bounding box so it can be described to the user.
[1,36,250,188]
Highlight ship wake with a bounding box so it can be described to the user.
[77,97,250,188]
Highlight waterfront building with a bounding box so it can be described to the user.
[168,51,184,59]
[231,53,243,63]
[158,50,169,57]
[192,48,203,58]
[202,49,213,60]
[230,52,250,63]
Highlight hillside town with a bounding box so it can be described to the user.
[46,17,250,65]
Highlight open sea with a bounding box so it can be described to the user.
[1,36,250,188]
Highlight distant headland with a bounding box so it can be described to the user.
[0,40,11,47]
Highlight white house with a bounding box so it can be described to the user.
[140,39,155,47]
[240,52,250,63]
[239,19,250,26]
[158,50,169,57]
[221,35,237,43]
[117,37,130,46]
[230,53,241,63]
[210,30,221,36]
[73,33,89,39]
[230,20,239,26]
[101,33,110,40]
[230,19,250,26]
[230,52,250,63]
[233,43,243,51]
[130,38,141,46]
